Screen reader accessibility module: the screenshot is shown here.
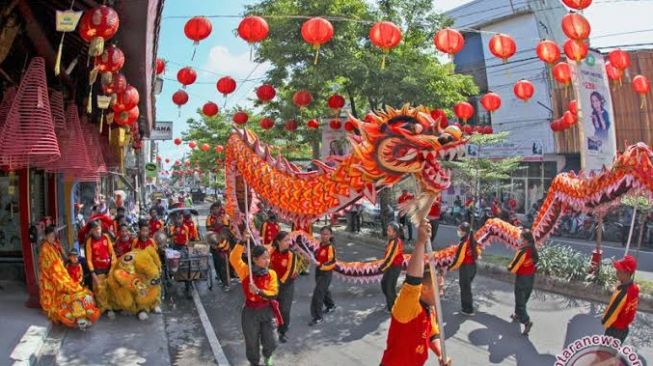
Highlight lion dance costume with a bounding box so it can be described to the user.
[107,247,162,315]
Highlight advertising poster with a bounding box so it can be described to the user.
[320,120,349,162]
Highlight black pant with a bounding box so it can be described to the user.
[277,280,295,335]
[381,266,401,311]
[242,305,276,365]
[350,212,360,232]
[605,326,629,344]
[211,249,228,286]
[399,215,412,240]
[430,219,440,242]
[459,263,476,313]
[310,270,334,320]
[514,274,534,324]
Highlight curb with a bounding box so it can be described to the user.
[192,284,231,366]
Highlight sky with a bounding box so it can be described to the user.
[154,0,653,167]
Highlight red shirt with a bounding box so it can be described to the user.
[66,263,83,284]
[171,224,190,246]
[398,193,414,205]
[229,244,279,308]
[508,247,536,276]
[114,237,133,258]
[261,221,280,246]
[149,218,164,237]
[183,219,199,241]
[206,213,226,233]
[427,201,441,220]
[508,198,517,210]
[381,238,404,271]
[85,234,115,272]
[270,249,298,284]
[603,281,639,330]
[316,243,336,271]
[132,237,156,251]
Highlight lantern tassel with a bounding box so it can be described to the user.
[55,33,65,76]
[641,95,647,110]
[249,44,253,62]
[109,125,112,143]
[313,45,320,65]
[381,54,386,70]
[87,88,93,114]
[99,111,104,133]
[191,42,198,61]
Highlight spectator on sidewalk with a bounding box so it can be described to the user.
[602,255,640,344]
[508,229,538,336]
[397,189,414,241]
[309,226,337,326]
[270,231,299,343]
[448,222,478,316]
[380,222,405,312]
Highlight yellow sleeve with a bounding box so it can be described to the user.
[508,249,527,274]
[380,240,399,272]
[131,238,138,250]
[229,243,249,280]
[260,269,279,298]
[448,241,468,271]
[392,282,424,323]
[602,289,629,328]
[85,238,94,272]
[320,245,336,271]
[261,223,268,243]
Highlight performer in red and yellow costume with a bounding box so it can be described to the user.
[65,248,84,285]
[183,211,200,241]
[380,222,404,312]
[148,208,164,238]
[85,220,117,316]
[270,231,298,343]
[114,224,133,258]
[169,214,190,250]
[602,255,640,344]
[260,214,280,252]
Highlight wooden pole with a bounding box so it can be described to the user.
[244,180,253,283]
[625,207,637,256]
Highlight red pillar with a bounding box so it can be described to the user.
[19,169,40,308]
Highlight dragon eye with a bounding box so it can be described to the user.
[413,124,424,134]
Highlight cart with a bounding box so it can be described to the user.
[164,245,213,299]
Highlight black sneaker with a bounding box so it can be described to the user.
[308,318,323,326]
[523,321,533,336]
[324,305,336,314]
[510,313,518,322]
[279,333,288,343]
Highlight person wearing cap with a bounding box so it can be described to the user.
[397,189,415,241]
[602,255,640,343]
[183,211,200,241]
[508,229,538,335]
[380,222,405,312]
[149,208,164,238]
[380,220,451,366]
[260,214,280,253]
[114,224,133,258]
[65,248,84,286]
[85,220,117,318]
[448,222,479,316]
[169,214,190,251]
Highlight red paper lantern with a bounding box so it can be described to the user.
[563,110,577,127]
[327,94,345,111]
[233,111,249,125]
[174,138,182,146]
[256,84,276,102]
[552,62,572,86]
[514,80,535,102]
[217,77,237,96]
[536,40,561,65]
[165,158,170,163]
[434,28,465,56]
[550,118,563,132]
[202,102,219,117]
[344,121,356,132]
[605,62,624,82]
[285,119,298,132]
[156,156,162,162]
[569,100,578,115]
[177,67,197,88]
[632,75,651,95]
[156,58,165,75]
[96,45,124,73]
[114,106,139,126]
[79,5,120,42]
[215,145,224,153]
[238,16,269,43]
[562,0,592,10]
[369,21,402,68]
[185,161,191,167]
[561,13,591,41]
[488,34,516,62]
[608,49,631,70]
[184,16,212,44]
[453,102,474,123]
[301,17,334,64]
[101,72,127,95]
[480,92,502,113]
[113,85,140,112]
[429,109,449,128]
[306,119,319,129]
[329,119,342,130]
[293,90,313,108]
[564,39,588,62]
[172,89,189,107]
[260,117,274,130]
[201,143,210,152]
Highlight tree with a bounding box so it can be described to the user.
[443,132,521,228]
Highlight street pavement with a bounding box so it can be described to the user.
[192,202,653,366]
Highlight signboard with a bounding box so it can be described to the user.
[466,139,544,162]
[149,121,173,140]
[145,163,158,178]
[571,50,617,172]
[320,121,349,161]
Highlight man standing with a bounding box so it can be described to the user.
[602,255,640,344]
[85,221,117,318]
[380,223,404,312]
[397,189,414,241]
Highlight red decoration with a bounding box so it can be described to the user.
[259,117,274,130]
[569,100,578,115]
[488,34,516,62]
[605,62,624,83]
[329,119,342,130]
[552,62,572,86]
[132,140,142,150]
[561,13,591,41]
[344,121,356,132]
[238,16,269,43]
[112,85,140,112]
[174,138,182,146]
[564,39,588,62]
[114,106,139,126]
[156,156,162,162]
[215,145,224,153]
[96,45,124,73]
[563,110,577,127]
[293,90,313,108]
[514,80,535,102]
[202,102,219,117]
[480,92,502,113]
[79,6,120,42]
[481,126,493,134]
[285,119,298,131]
[156,58,165,75]
[434,28,464,56]
[306,119,319,129]
[184,16,212,44]
[632,75,651,95]
[550,118,564,132]
[369,21,402,68]
[201,143,210,152]
[177,67,197,87]
[233,111,249,125]
[165,158,170,163]
[188,141,197,149]
[608,49,631,70]
[536,40,561,65]
[429,109,449,128]
[301,17,334,64]
[256,84,276,102]
[562,0,592,10]
[453,102,474,123]
[461,124,474,135]
[172,89,189,107]
[185,161,191,167]
[101,72,127,95]
[327,94,345,111]
[217,77,237,96]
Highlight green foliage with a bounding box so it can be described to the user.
[538,244,617,290]
[622,194,653,212]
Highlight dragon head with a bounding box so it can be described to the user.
[348,105,467,195]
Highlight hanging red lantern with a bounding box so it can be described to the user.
[96,45,125,73]
[369,21,402,69]
[256,84,276,102]
[175,161,181,166]
[172,89,189,107]
[632,75,651,109]
[101,72,127,95]
[514,80,535,102]
[114,106,139,126]
[327,94,345,112]
[201,143,210,152]
[156,58,166,75]
[429,109,449,128]
[238,16,269,44]
[562,0,592,10]
[259,117,274,130]
[569,100,578,115]
[185,161,191,167]
[174,138,182,146]
[552,62,572,86]
[112,85,140,112]
[188,141,197,150]
[184,16,212,44]
[453,102,474,123]
[344,121,356,132]
[480,92,502,113]
[293,90,313,108]
[561,13,591,41]
[562,110,577,128]
[608,49,631,70]
[79,6,120,56]
[233,111,249,125]
[488,33,516,62]
[202,102,219,117]
[434,28,465,56]
[165,158,170,163]
[177,67,197,88]
[306,119,319,129]
[550,118,564,132]
[217,77,237,96]
[301,17,334,64]
[564,39,588,62]
[329,119,342,130]
[215,145,224,153]
[536,40,561,65]
[605,62,624,83]
[285,119,298,132]
[156,156,162,162]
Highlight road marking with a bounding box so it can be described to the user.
[192,284,231,366]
